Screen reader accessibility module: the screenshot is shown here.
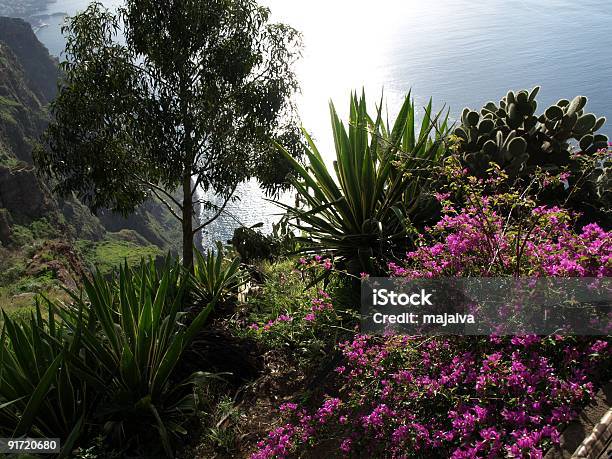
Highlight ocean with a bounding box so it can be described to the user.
[19,0,612,247]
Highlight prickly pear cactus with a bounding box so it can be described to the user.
[454,87,608,178]
[592,149,612,213]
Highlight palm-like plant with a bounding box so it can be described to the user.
[276,91,449,274]
[0,303,88,458]
[193,242,245,304]
[0,258,224,457]
[56,258,218,456]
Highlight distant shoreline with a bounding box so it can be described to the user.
[0,0,57,19]
[28,11,66,34]
[0,0,67,40]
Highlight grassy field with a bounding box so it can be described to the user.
[77,233,163,275]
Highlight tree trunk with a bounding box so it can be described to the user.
[182,174,194,273]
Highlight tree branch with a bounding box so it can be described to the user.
[191,185,237,234]
[134,175,184,210]
[191,173,207,197]
[149,187,183,223]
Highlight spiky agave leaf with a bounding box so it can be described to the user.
[276,90,449,274]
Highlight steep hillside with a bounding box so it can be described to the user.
[0,40,48,162]
[0,17,59,103]
[0,17,183,314]
[0,40,56,230]
[0,36,92,313]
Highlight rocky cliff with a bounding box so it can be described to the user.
[0,17,59,103]
[0,38,55,237]
[0,17,182,310]
[0,40,48,162]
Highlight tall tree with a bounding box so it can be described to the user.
[36,0,302,270]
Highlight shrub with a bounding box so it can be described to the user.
[277,91,449,275]
[252,335,610,459]
[394,203,610,278]
[236,258,357,370]
[230,226,273,263]
[230,219,298,264]
[57,258,217,456]
[246,284,343,357]
[193,242,245,304]
[1,258,221,457]
[0,302,88,457]
[390,159,611,278]
[252,165,611,458]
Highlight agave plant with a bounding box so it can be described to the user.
[56,258,219,456]
[192,242,245,304]
[276,91,449,274]
[0,302,88,457]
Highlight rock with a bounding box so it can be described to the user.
[0,164,53,220]
[0,207,11,245]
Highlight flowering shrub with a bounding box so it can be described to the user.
[389,203,611,278]
[252,164,612,458]
[389,160,611,278]
[253,335,610,458]
[247,289,338,335]
[239,259,357,361]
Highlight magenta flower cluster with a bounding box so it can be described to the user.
[253,334,610,458]
[251,192,611,458]
[249,314,293,331]
[299,255,333,271]
[389,202,611,278]
[249,289,336,332]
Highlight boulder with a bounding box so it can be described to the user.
[0,164,53,220]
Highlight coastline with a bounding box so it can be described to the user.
[0,0,64,36]
[28,12,66,33]
[0,0,56,18]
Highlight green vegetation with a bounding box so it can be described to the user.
[12,218,62,243]
[0,80,611,458]
[0,94,20,126]
[0,302,87,456]
[242,258,311,320]
[77,234,162,275]
[0,95,20,108]
[456,87,607,176]
[454,88,610,224]
[0,219,74,315]
[0,289,37,321]
[0,151,22,168]
[36,0,303,270]
[0,0,610,456]
[0,257,230,457]
[277,91,449,274]
[193,242,244,304]
[230,220,298,264]
[0,95,21,126]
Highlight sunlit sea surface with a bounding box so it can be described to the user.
[21,0,612,247]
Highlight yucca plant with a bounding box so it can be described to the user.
[0,302,89,457]
[276,91,450,274]
[56,258,219,457]
[193,242,245,304]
